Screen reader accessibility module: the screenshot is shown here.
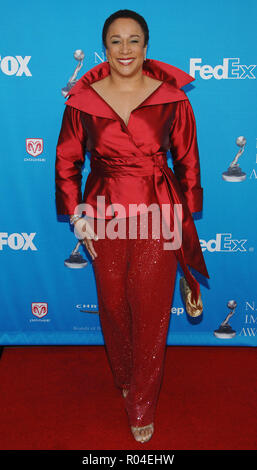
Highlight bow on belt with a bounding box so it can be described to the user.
[90,152,201,302]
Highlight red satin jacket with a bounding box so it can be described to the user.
[55,59,209,300]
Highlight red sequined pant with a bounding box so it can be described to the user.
[90,211,177,427]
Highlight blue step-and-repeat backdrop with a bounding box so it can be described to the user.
[1,0,256,345]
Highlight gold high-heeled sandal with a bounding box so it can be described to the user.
[122,389,154,442]
[131,423,154,443]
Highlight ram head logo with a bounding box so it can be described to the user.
[26,138,43,157]
[31,302,48,318]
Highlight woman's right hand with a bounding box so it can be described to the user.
[74,217,98,261]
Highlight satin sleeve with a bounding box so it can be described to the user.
[169,99,203,213]
[55,105,87,215]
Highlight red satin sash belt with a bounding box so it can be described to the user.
[90,152,200,303]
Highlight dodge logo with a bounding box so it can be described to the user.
[26,138,43,157]
[31,303,48,318]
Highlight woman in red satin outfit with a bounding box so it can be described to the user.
[55,9,209,443]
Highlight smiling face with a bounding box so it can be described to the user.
[105,17,147,78]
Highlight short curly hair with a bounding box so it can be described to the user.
[102,9,149,48]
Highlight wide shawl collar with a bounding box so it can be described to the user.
[65,59,209,302]
[65,58,194,117]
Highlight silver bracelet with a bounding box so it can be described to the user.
[70,215,82,225]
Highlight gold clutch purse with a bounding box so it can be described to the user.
[179,277,203,318]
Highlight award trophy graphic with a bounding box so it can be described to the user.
[61,49,88,268]
[214,300,237,339]
[64,241,88,269]
[61,49,85,97]
[222,136,247,182]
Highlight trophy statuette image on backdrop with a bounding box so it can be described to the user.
[61,49,85,98]
[214,300,237,339]
[64,241,88,269]
[222,136,247,182]
[61,49,88,269]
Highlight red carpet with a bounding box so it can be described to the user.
[0,346,256,450]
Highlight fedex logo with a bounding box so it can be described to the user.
[0,55,32,76]
[200,233,247,252]
[0,233,37,250]
[190,58,256,80]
